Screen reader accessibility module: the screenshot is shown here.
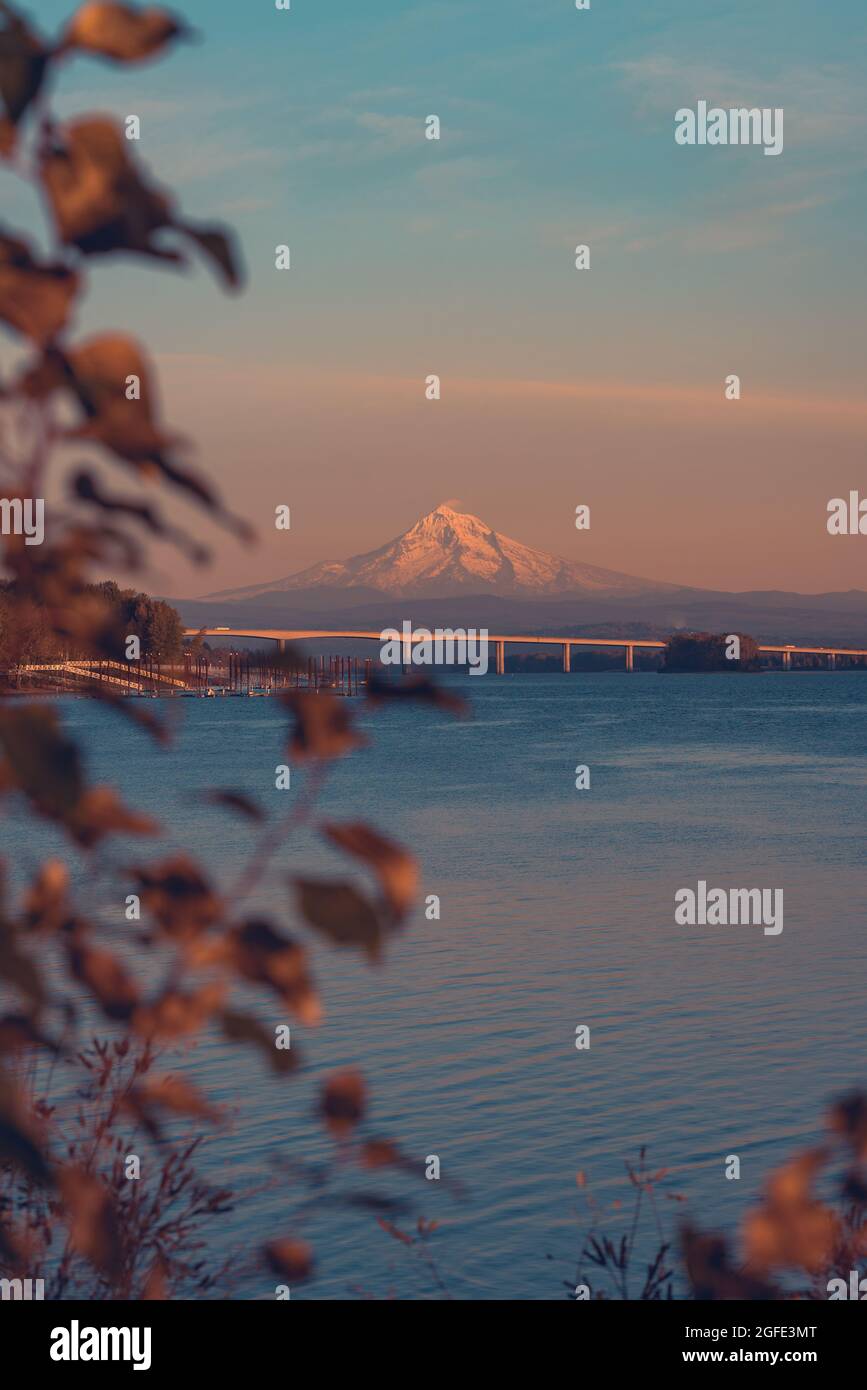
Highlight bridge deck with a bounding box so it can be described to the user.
[184,629,867,658]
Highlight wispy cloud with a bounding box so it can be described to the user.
[284,105,463,168]
[155,354,867,432]
[615,53,867,147]
[414,155,512,196]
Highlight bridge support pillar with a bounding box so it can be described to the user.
[563,643,571,673]
[828,652,836,671]
[625,644,634,672]
[276,639,286,655]
[495,640,505,675]
[783,650,791,671]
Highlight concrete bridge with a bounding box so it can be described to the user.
[185,629,867,673]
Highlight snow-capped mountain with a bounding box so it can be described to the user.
[203,504,676,601]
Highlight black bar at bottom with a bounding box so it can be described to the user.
[2,1295,860,1376]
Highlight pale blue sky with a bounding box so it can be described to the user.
[2,1,866,593]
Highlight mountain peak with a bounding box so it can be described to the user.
[201,505,676,601]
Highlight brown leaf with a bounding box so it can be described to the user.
[57,1165,122,1276]
[366,672,470,717]
[282,690,365,761]
[323,821,418,920]
[829,1092,867,1159]
[681,1224,780,1301]
[0,923,44,1008]
[27,334,246,530]
[67,938,139,1020]
[0,1012,58,1053]
[72,470,210,565]
[63,334,175,463]
[264,1239,313,1282]
[0,114,15,157]
[22,859,70,932]
[321,1069,366,1139]
[182,224,241,289]
[67,786,157,846]
[0,706,155,845]
[203,789,264,822]
[228,920,321,1026]
[293,878,383,960]
[360,1138,414,1173]
[0,1072,53,1184]
[128,1073,222,1126]
[220,1009,299,1075]
[0,704,83,820]
[0,4,48,126]
[39,117,241,286]
[742,1149,838,1275]
[133,983,225,1040]
[132,855,222,938]
[60,3,190,64]
[0,230,80,344]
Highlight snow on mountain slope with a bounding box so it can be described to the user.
[203,504,676,600]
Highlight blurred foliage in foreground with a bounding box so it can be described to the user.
[0,0,466,1297]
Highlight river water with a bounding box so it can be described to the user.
[6,673,867,1298]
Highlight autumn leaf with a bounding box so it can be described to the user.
[264,1239,313,1282]
[22,859,70,932]
[0,704,152,845]
[228,920,321,1026]
[282,690,365,761]
[0,229,80,344]
[0,1072,53,1184]
[360,1138,401,1168]
[742,1149,838,1275]
[0,704,83,820]
[323,822,418,921]
[67,786,157,846]
[360,1138,414,1173]
[132,855,222,938]
[133,983,225,1040]
[182,225,239,289]
[58,334,180,466]
[127,1073,223,1127]
[366,672,470,717]
[0,922,45,1008]
[67,937,140,1020]
[72,470,210,565]
[220,1009,299,1076]
[39,117,241,286]
[59,3,191,65]
[293,878,383,960]
[0,1012,58,1053]
[320,1069,366,1139]
[681,1225,780,1301]
[0,4,49,127]
[203,789,264,822]
[829,1091,867,1159]
[57,1165,122,1276]
[27,334,248,529]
